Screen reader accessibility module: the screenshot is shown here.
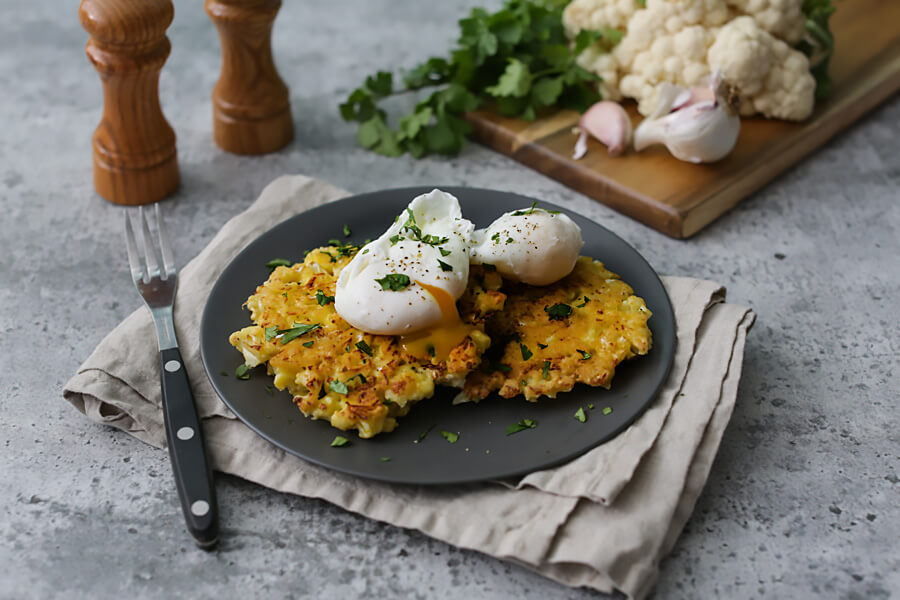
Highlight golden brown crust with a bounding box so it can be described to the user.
[462,257,652,402]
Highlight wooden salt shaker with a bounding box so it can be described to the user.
[79,0,179,205]
[205,0,294,155]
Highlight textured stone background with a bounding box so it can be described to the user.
[1,0,898,598]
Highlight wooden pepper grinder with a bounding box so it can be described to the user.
[79,0,179,205]
[205,0,294,155]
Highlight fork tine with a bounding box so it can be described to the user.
[155,203,176,279]
[124,211,144,284]
[139,205,163,281]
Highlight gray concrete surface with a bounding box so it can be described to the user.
[1,0,898,598]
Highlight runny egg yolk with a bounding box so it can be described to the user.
[400,281,473,362]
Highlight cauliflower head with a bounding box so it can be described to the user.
[564,0,818,121]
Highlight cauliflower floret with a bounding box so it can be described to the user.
[562,0,638,37]
[614,1,725,115]
[576,46,622,101]
[709,16,815,119]
[725,0,807,44]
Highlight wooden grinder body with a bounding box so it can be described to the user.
[205,0,294,155]
[79,0,179,205]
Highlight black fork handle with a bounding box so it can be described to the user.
[159,347,219,549]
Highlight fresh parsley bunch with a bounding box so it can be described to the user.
[339,0,611,158]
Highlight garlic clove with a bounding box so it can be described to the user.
[633,76,741,163]
[575,101,633,158]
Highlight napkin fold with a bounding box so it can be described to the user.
[64,175,754,599]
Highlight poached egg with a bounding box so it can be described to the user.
[335,190,474,360]
[469,206,584,285]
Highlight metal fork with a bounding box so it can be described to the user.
[125,204,219,549]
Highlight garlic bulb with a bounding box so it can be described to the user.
[633,78,741,163]
[572,101,632,160]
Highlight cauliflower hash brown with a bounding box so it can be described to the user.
[462,257,652,402]
[230,250,651,438]
[229,245,504,438]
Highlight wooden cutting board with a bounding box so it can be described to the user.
[466,0,900,238]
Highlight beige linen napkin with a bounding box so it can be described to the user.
[64,175,754,599]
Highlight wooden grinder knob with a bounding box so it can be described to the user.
[205,0,294,155]
[79,0,179,205]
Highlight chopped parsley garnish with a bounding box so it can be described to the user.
[588,403,594,410]
[574,407,587,422]
[319,250,336,262]
[379,457,391,462]
[329,380,348,395]
[383,398,394,405]
[439,247,451,257]
[577,349,591,360]
[264,325,279,341]
[505,237,513,244]
[512,202,538,216]
[351,373,368,384]
[482,263,496,272]
[327,238,342,246]
[302,340,314,348]
[281,292,288,299]
[542,360,551,380]
[330,436,350,447]
[278,323,320,344]
[440,430,459,443]
[265,385,274,396]
[427,344,436,357]
[400,209,449,246]
[576,296,590,308]
[545,303,572,321]
[315,290,335,305]
[375,273,411,291]
[537,343,548,349]
[491,232,501,243]
[415,424,435,443]
[437,259,453,272]
[235,364,251,380]
[343,224,352,237]
[265,258,291,269]
[492,362,512,373]
[506,418,538,435]
[389,234,402,245]
[355,340,374,356]
[602,406,613,415]
[519,343,533,361]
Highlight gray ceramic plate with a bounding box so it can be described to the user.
[200,187,675,485]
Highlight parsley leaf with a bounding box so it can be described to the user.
[415,424,435,443]
[329,380,348,395]
[506,418,537,435]
[316,290,335,305]
[542,360,551,380]
[343,224,351,237]
[302,340,314,348]
[537,342,548,349]
[439,247,451,257]
[356,340,374,356]
[545,303,572,321]
[235,364,251,380]
[602,406,613,415]
[512,201,538,216]
[577,349,591,360]
[379,456,392,462]
[375,273,411,291]
[278,323,320,344]
[519,343,533,361]
[576,296,590,308]
[437,259,453,272]
[574,407,587,422]
[265,258,292,269]
[440,430,459,443]
[264,325,279,341]
[330,436,350,447]
[486,58,531,97]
